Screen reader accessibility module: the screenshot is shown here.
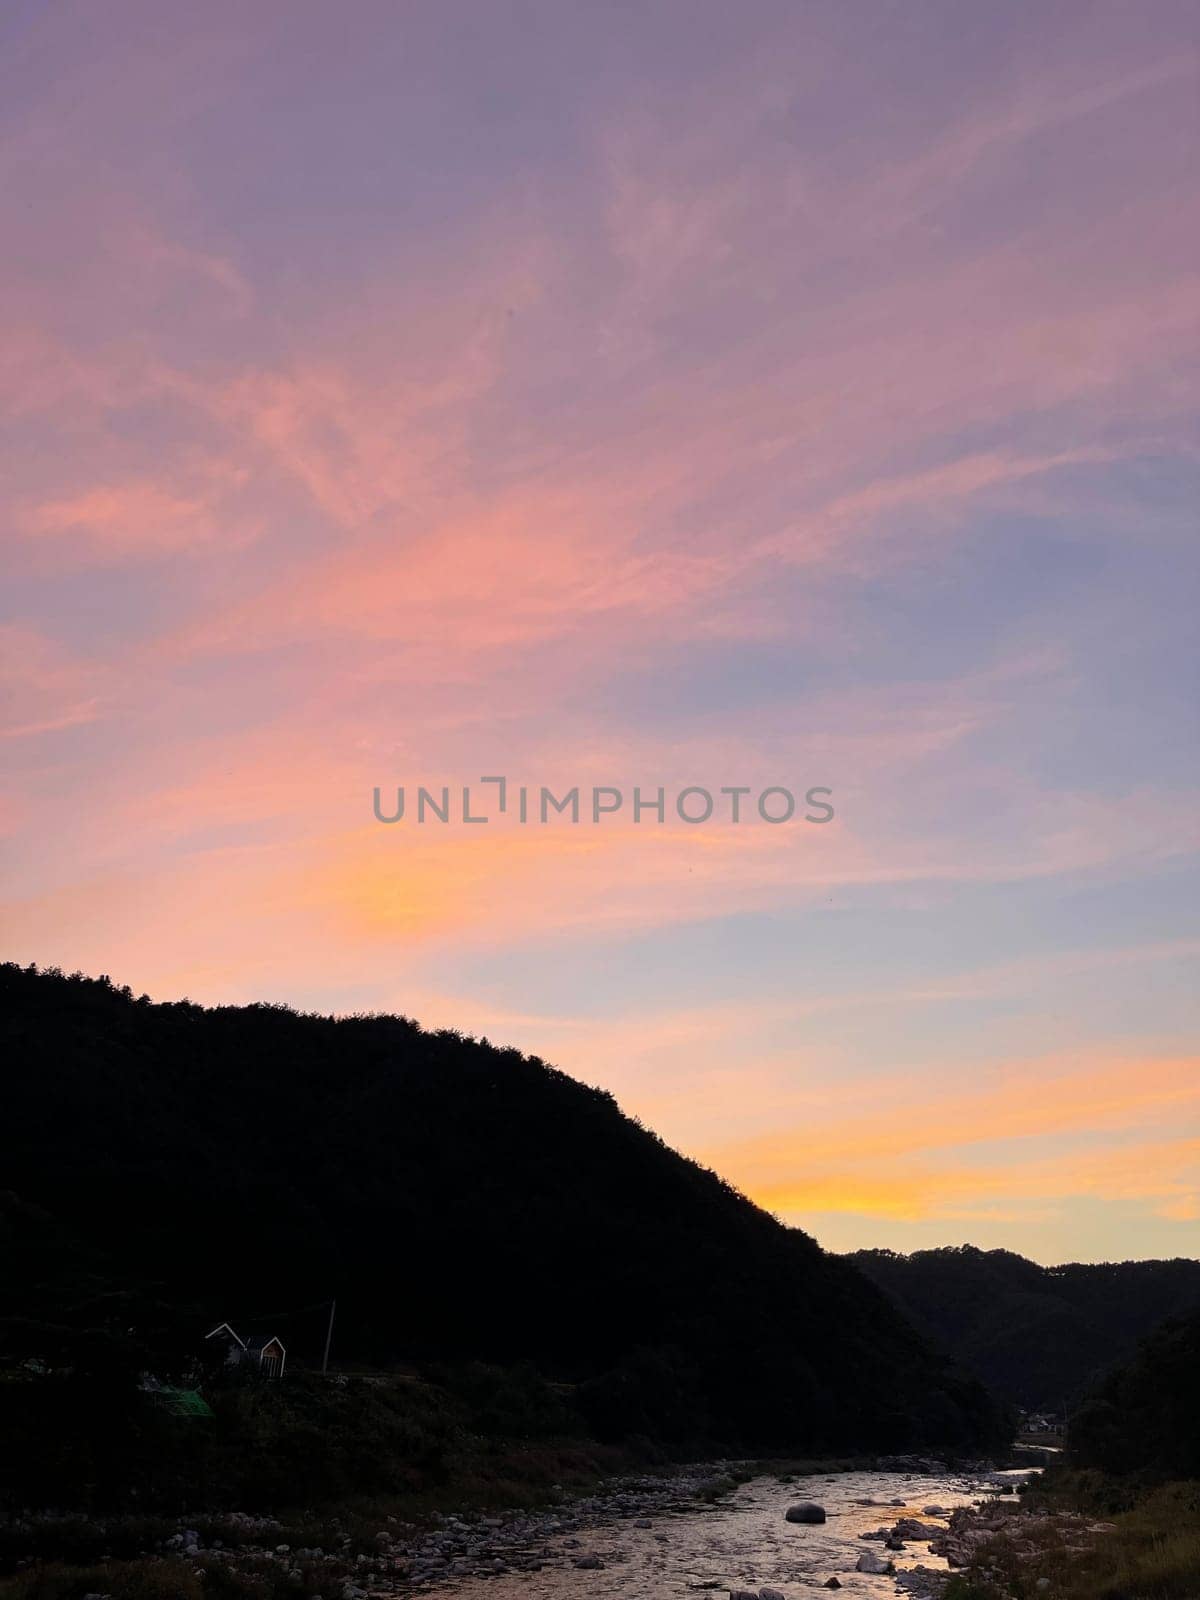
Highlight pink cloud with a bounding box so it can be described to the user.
[0,625,112,741]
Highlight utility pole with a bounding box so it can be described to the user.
[321,1298,336,1375]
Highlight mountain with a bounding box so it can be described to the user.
[849,1245,1200,1412]
[0,963,1005,1456]
[1067,1307,1200,1480]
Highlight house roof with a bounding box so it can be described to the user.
[205,1322,246,1348]
[245,1334,285,1353]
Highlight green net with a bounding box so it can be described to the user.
[152,1387,214,1418]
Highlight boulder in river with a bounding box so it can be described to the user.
[824,1582,841,1591]
[784,1502,826,1524]
[856,1550,894,1574]
[760,1589,786,1600]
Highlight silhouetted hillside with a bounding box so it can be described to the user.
[1,963,1005,1456]
[1068,1308,1200,1479]
[849,1245,1200,1411]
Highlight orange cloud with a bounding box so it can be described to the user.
[702,1055,1200,1226]
[747,1137,1200,1224]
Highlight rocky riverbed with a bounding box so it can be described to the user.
[226,1461,1032,1597]
[396,1462,1036,1600]
[7,1460,1039,1599]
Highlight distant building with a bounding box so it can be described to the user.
[205,1322,286,1377]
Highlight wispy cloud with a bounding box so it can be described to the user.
[1,2,1197,1262]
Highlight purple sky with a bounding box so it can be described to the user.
[2,1,1198,1262]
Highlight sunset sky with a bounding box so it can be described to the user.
[3,1,1198,1265]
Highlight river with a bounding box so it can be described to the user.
[425,1464,1037,1599]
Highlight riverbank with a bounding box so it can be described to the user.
[935,1473,1200,1600]
[0,1456,1030,1600]
[0,1460,740,1600]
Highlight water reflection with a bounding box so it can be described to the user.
[432,1467,1035,1599]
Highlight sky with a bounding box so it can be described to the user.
[2,0,1198,1266]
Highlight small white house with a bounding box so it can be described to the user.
[205,1322,286,1378]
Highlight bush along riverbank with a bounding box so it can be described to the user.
[935,1310,1200,1599]
[936,1473,1200,1600]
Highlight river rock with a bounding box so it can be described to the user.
[894,1565,946,1597]
[856,1550,894,1574]
[760,1588,786,1600]
[824,1582,841,1591]
[893,1519,943,1540]
[785,1502,826,1524]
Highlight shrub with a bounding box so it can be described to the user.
[0,1560,203,1600]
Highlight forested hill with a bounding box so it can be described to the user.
[1,963,1006,1455]
[850,1245,1200,1412]
[1068,1307,1200,1479]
